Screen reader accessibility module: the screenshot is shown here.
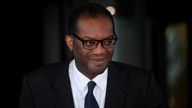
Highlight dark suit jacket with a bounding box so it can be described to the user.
[20,61,165,108]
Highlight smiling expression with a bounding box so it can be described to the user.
[66,14,115,79]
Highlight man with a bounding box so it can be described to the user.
[20,3,165,108]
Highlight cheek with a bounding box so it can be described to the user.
[106,48,114,56]
[73,42,88,59]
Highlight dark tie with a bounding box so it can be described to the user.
[84,81,99,108]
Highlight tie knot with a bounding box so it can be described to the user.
[87,81,96,93]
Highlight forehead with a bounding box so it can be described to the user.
[76,14,113,38]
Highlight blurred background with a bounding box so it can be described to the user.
[8,0,191,108]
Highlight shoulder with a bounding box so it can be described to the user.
[23,62,68,84]
[110,61,149,73]
[109,61,151,80]
[109,61,157,92]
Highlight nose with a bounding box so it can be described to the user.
[93,42,106,54]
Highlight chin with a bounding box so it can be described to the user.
[89,63,108,73]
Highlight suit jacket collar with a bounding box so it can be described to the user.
[53,62,74,108]
[104,61,127,108]
[53,61,127,108]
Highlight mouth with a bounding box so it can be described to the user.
[89,56,107,63]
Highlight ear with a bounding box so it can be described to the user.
[65,35,73,51]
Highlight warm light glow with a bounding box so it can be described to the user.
[106,6,116,15]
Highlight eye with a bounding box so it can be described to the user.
[84,40,97,46]
[103,39,114,46]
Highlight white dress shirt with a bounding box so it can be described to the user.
[69,59,108,108]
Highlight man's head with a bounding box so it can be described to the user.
[65,3,117,79]
[68,3,115,34]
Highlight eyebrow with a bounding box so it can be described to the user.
[81,35,115,40]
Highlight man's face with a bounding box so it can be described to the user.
[66,14,115,79]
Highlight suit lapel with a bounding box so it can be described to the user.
[53,63,74,108]
[104,62,127,108]
[51,61,127,108]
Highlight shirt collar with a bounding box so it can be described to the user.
[69,59,108,91]
[92,68,108,90]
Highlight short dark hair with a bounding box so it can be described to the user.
[68,3,115,34]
